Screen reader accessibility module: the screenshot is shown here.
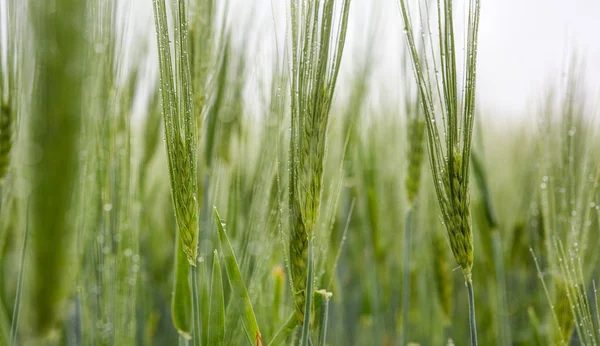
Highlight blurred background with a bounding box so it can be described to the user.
[127,0,600,119]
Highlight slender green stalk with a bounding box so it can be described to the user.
[300,237,314,346]
[472,149,510,345]
[9,200,29,346]
[200,259,209,346]
[401,207,412,345]
[191,266,201,346]
[491,231,511,346]
[316,290,332,346]
[466,278,478,346]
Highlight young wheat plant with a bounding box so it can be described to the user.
[152,0,199,340]
[398,0,482,344]
[288,0,351,344]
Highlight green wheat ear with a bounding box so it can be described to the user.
[443,149,474,276]
[553,281,574,345]
[288,0,351,328]
[398,0,481,344]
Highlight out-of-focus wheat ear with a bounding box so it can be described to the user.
[401,112,425,346]
[0,101,12,184]
[432,232,453,327]
[553,281,574,345]
[24,0,85,340]
[271,265,285,327]
[405,117,425,206]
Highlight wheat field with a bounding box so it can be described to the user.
[0,0,599,345]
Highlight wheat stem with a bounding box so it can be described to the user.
[491,231,511,346]
[466,276,478,346]
[9,200,29,346]
[300,236,314,346]
[316,290,331,346]
[191,266,202,346]
[401,207,412,345]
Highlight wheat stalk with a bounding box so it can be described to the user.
[152,0,200,339]
[288,0,351,334]
[398,0,482,344]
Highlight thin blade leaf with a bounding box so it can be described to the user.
[214,207,262,346]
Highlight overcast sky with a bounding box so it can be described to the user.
[223,0,600,117]
[347,0,600,116]
[85,0,600,119]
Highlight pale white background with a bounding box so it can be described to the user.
[133,0,598,119]
[3,0,600,119]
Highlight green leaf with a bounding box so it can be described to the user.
[214,207,262,346]
[268,312,298,346]
[208,250,225,345]
[172,234,192,339]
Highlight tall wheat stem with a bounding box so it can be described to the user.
[466,276,478,346]
[401,207,412,345]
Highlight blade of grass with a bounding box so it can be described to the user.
[208,250,225,345]
[527,306,544,346]
[268,312,298,346]
[214,207,262,346]
[172,234,193,339]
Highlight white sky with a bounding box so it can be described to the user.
[343,0,600,117]
[221,0,600,118]
[4,0,599,119]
